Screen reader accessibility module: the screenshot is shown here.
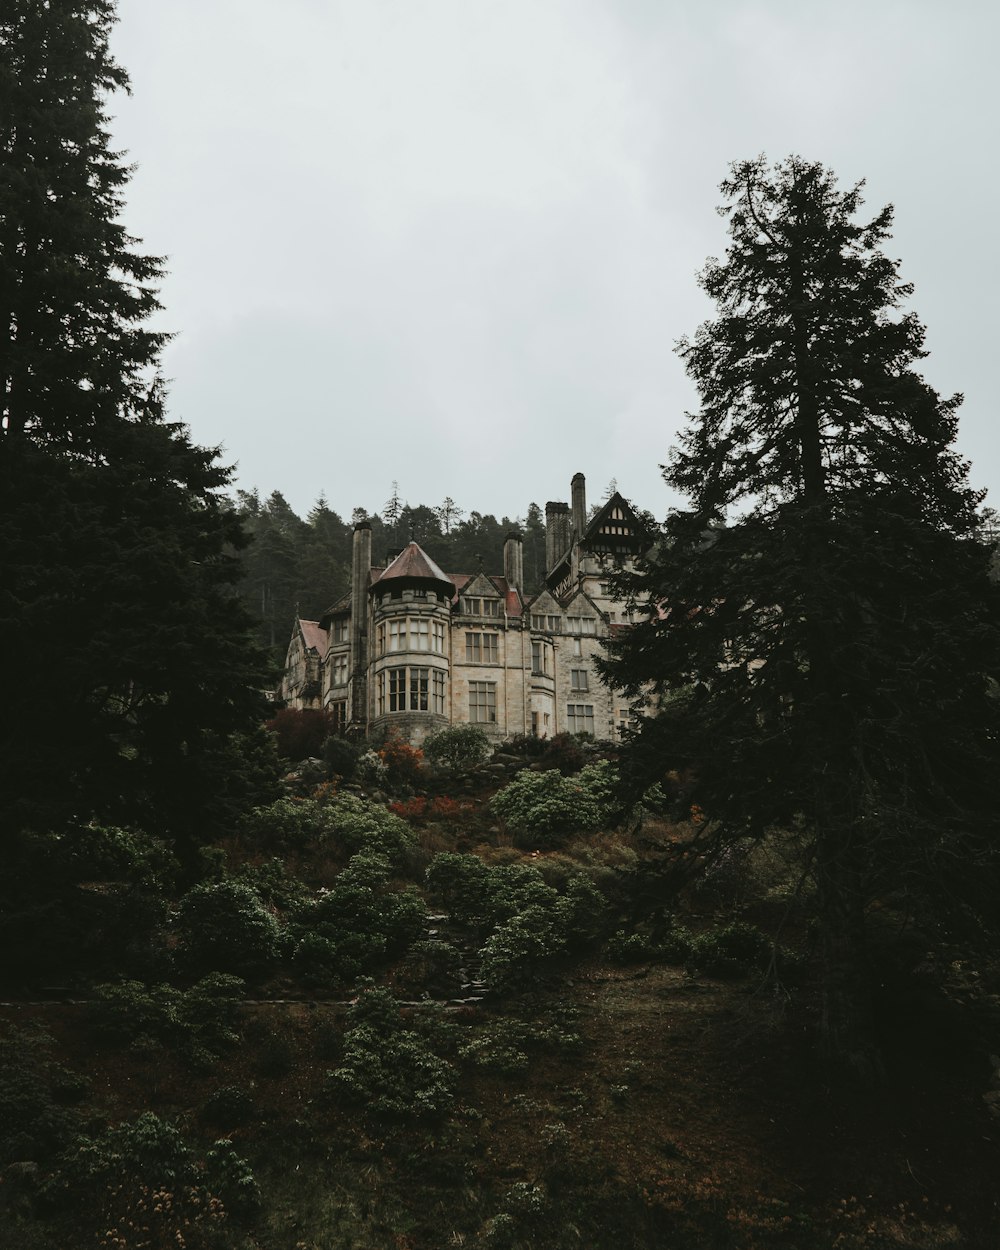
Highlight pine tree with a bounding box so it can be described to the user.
[0,1,165,449]
[0,3,270,845]
[602,156,1000,1077]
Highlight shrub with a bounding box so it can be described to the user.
[174,880,281,976]
[233,857,310,910]
[322,733,362,779]
[490,761,621,846]
[459,1014,583,1076]
[240,792,415,865]
[49,1112,260,1238]
[0,1025,86,1166]
[290,852,426,987]
[426,854,607,987]
[65,824,179,891]
[686,921,770,978]
[377,732,425,788]
[89,974,245,1066]
[424,724,490,770]
[265,707,332,761]
[396,938,465,996]
[389,794,473,824]
[239,796,331,852]
[201,1085,255,1129]
[355,749,389,787]
[479,904,569,989]
[325,987,456,1118]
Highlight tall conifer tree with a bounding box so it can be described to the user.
[602,157,1000,1076]
[0,2,269,841]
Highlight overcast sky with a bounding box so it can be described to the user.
[109,0,998,525]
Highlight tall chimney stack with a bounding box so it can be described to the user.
[503,531,524,593]
[571,472,587,539]
[349,521,371,727]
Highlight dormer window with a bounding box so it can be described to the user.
[332,618,348,644]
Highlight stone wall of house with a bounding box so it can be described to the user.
[277,473,647,745]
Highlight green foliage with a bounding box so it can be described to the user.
[426,853,608,988]
[504,731,589,774]
[233,856,311,910]
[174,880,281,976]
[0,827,172,985]
[201,1085,256,1129]
[0,1025,87,1166]
[424,724,491,769]
[290,853,426,987]
[686,921,771,979]
[325,987,456,1118]
[240,791,415,863]
[49,1112,260,1238]
[0,0,270,850]
[63,825,179,891]
[322,733,362,779]
[88,974,245,1067]
[601,156,1000,1073]
[355,748,389,787]
[490,761,622,846]
[459,1013,583,1076]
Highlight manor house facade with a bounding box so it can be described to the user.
[278,473,648,745]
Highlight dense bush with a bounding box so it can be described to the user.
[265,707,332,761]
[174,880,281,976]
[290,852,426,987]
[322,733,362,779]
[504,731,590,774]
[426,854,608,988]
[490,761,622,846]
[325,986,456,1118]
[89,974,245,1066]
[48,1112,260,1242]
[0,827,173,984]
[424,724,491,769]
[233,857,311,910]
[239,792,415,864]
[426,854,555,930]
[377,732,425,789]
[0,1025,87,1166]
[686,921,772,979]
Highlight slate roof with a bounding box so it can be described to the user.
[299,620,326,652]
[372,542,455,594]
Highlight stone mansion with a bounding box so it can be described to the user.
[278,473,648,746]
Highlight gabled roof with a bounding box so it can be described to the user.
[582,492,649,556]
[450,571,523,617]
[299,619,326,652]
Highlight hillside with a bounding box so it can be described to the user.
[3,734,999,1250]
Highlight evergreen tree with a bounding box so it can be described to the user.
[0,0,165,449]
[0,3,270,845]
[602,157,1000,1077]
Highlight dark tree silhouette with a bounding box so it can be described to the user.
[601,156,1000,1078]
[0,2,270,844]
